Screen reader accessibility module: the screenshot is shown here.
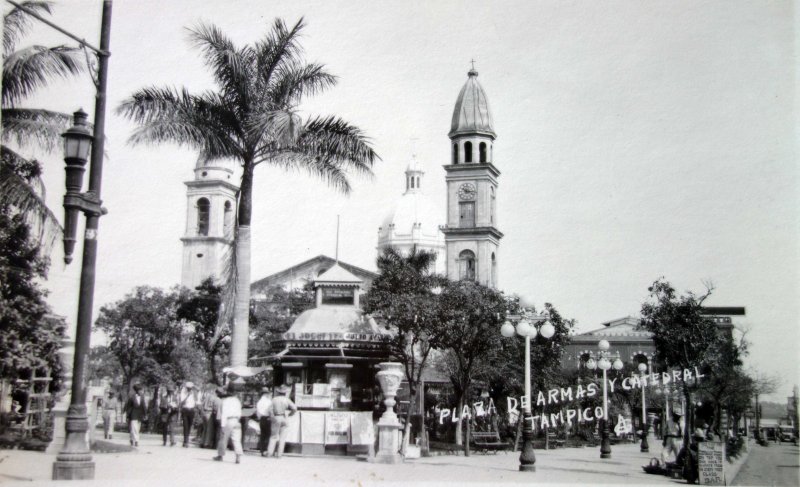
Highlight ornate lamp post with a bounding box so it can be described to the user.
[500,310,556,472]
[585,339,622,459]
[638,362,649,452]
[7,0,118,479]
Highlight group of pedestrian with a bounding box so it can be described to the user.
[103,381,297,463]
[212,383,297,464]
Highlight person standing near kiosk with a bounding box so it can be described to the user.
[266,384,297,459]
[179,382,198,447]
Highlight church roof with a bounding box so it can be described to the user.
[250,255,377,293]
[314,263,363,287]
[449,69,495,138]
[570,316,653,343]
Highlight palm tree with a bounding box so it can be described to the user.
[1,0,84,250]
[117,18,379,367]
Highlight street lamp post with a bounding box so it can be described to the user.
[638,362,649,452]
[586,339,622,459]
[500,311,556,472]
[34,0,114,480]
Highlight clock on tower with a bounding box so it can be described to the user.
[442,67,503,288]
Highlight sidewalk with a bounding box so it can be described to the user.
[0,434,680,486]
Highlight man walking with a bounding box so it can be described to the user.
[179,381,198,447]
[159,386,179,446]
[101,391,118,440]
[213,385,243,464]
[266,384,297,458]
[660,412,683,465]
[256,387,272,456]
[124,385,147,447]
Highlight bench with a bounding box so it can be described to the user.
[471,431,511,454]
[546,432,565,449]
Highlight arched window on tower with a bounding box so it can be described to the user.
[458,249,476,281]
[491,252,496,287]
[464,141,473,163]
[196,198,210,236]
[453,144,459,164]
[479,142,487,163]
[223,200,234,237]
[410,177,415,189]
[490,186,496,225]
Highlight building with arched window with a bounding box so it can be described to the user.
[377,155,445,274]
[181,157,238,289]
[443,67,503,287]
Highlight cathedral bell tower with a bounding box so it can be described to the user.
[180,158,239,289]
[443,67,502,288]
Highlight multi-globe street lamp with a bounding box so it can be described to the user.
[500,311,556,472]
[585,339,623,459]
[638,362,650,452]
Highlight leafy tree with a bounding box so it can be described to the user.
[94,286,188,391]
[117,18,379,368]
[486,301,575,445]
[639,278,729,481]
[176,278,229,384]
[0,203,65,386]
[1,1,84,249]
[250,283,314,359]
[362,247,445,456]
[436,279,505,455]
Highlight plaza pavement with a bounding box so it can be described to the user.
[0,434,683,486]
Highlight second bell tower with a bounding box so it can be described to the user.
[442,67,503,288]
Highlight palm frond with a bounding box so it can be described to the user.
[268,62,337,108]
[293,115,379,174]
[1,108,70,152]
[0,146,62,251]
[116,86,242,159]
[2,45,83,107]
[246,108,300,148]
[3,1,53,56]
[186,22,254,117]
[254,18,305,94]
[254,115,378,194]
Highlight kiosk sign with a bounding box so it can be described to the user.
[698,441,725,485]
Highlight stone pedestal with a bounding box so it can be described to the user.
[46,340,74,454]
[368,362,404,464]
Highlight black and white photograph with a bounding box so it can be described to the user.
[0,1,796,485]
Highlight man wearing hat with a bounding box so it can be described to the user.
[101,391,118,440]
[159,386,179,446]
[179,381,199,447]
[255,387,273,456]
[214,384,244,464]
[124,384,148,447]
[266,384,297,458]
[660,412,683,465]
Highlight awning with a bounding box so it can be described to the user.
[222,365,272,377]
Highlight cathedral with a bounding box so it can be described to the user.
[181,67,502,291]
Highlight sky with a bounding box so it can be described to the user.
[11,0,797,401]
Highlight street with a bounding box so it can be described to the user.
[732,441,799,487]
[0,434,682,486]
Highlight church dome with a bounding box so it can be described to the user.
[449,69,495,138]
[377,156,444,256]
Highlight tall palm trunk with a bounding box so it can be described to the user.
[231,162,253,367]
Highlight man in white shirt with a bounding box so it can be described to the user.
[213,386,243,464]
[179,381,198,447]
[266,384,297,458]
[255,388,273,456]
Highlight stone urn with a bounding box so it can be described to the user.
[376,362,404,422]
[370,362,404,464]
